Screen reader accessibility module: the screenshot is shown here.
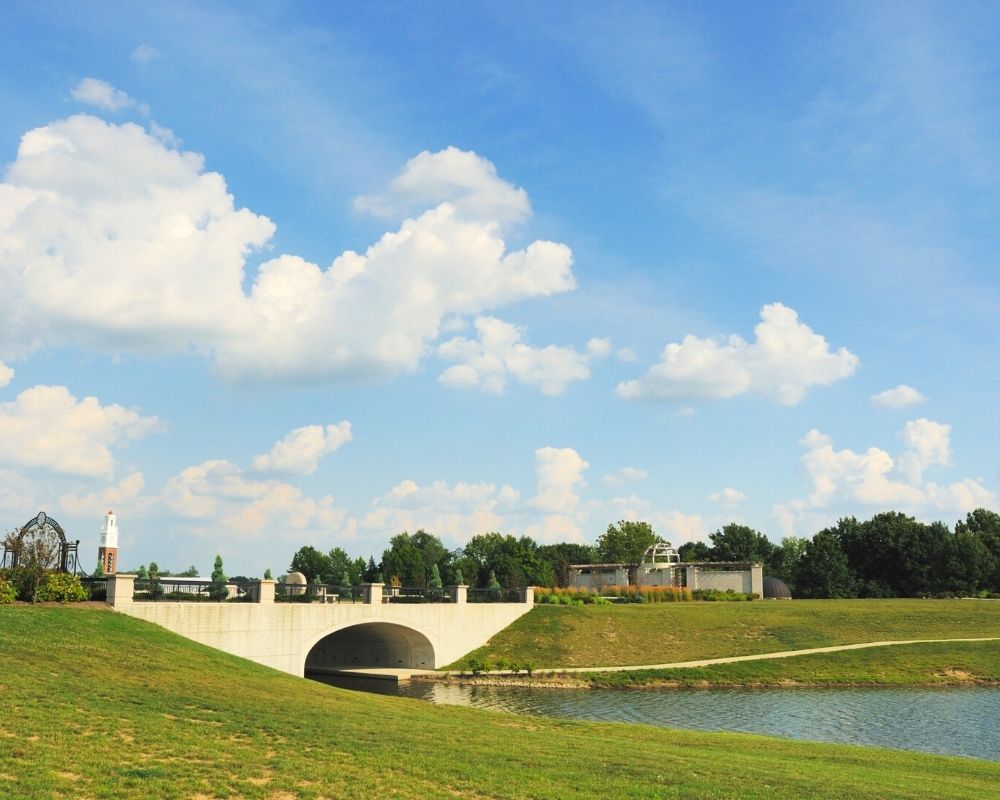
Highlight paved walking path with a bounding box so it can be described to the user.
[526,637,1000,675]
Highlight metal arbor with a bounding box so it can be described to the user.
[1,511,80,574]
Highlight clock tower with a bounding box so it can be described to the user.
[98,509,119,574]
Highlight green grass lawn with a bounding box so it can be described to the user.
[450,599,1000,670]
[2,605,999,799]
[574,639,1000,687]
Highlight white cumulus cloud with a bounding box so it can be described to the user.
[252,422,352,474]
[0,385,161,479]
[161,459,345,537]
[774,420,994,536]
[0,117,575,385]
[617,303,858,405]
[59,472,146,519]
[709,487,747,506]
[353,146,531,228]
[363,479,519,545]
[871,384,925,409]
[531,446,589,514]
[0,361,12,387]
[70,78,135,112]
[437,317,604,395]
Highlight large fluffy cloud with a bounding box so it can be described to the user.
[0,385,161,479]
[774,420,994,535]
[0,116,575,383]
[363,479,519,544]
[437,316,607,395]
[161,459,345,537]
[252,422,353,474]
[617,303,858,405]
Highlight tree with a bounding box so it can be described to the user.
[381,532,428,587]
[429,563,443,596]
[93,558,106,579]
[147,561,162,599]
[2,524,62,602]
[538,543,597,588]
[462,533,554,588]
[210,554,228,600]
[487,569,502,599]
[597,521,661,584]
[362,556,379,583]
[327,547,361,587]
[176,565,199,577]
[289,546,332,583]
[771,536,807,590]
[956,508,1000,591]
[793,530,857,598]
[677,541,712,562]
[263,567,273,580]
[136,564,148,580]
[381,530,450,588]
[338,571,353,601]
[709,524,776,564]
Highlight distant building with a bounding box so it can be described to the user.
[97,509,119,574]
[568,542,764,596]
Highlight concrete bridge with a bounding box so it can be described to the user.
[106,575,533,677]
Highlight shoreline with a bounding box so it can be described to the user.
[416,672,1000,690]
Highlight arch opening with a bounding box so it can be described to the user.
[304,623,436,675]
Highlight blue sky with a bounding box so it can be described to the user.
[2,0,998,578]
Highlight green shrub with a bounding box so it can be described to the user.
[0,577,15,604]
[467,657,492,675]
[37,573,88,603]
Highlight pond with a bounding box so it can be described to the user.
[313,674,1000,761]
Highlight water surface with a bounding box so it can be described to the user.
[314,674,1000,761]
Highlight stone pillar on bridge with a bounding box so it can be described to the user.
[257,579,276,604]
[362,583,383,604]
[107,573,135,607]
[450,584,468,604]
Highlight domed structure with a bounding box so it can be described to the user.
[286,571,308,596]
[642,541,680,565]
[763,576,792,599]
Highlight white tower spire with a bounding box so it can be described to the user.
[98,509,119,574]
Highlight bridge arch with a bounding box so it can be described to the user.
[302,622,436,676]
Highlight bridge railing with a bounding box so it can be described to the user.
[382,586,451,604]
[274,583,368,603]
[132,578,247,602]
[79,576,108,601]
[468,587,528,603]
[102,575,532,607]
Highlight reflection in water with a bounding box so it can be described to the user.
[311,673,1000,761]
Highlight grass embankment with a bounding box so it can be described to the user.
[2,606,999,800]
[545,640,1000,688]
[448,599,1000,685]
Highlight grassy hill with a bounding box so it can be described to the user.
[1,606,999,799]
[450,598,1000,671]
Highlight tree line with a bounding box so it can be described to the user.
[283,508,1000,599]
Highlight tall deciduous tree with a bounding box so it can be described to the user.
[289,546,332,583]
[597,521,661,584]
[793,530,857,598]
[709,524,776,564]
